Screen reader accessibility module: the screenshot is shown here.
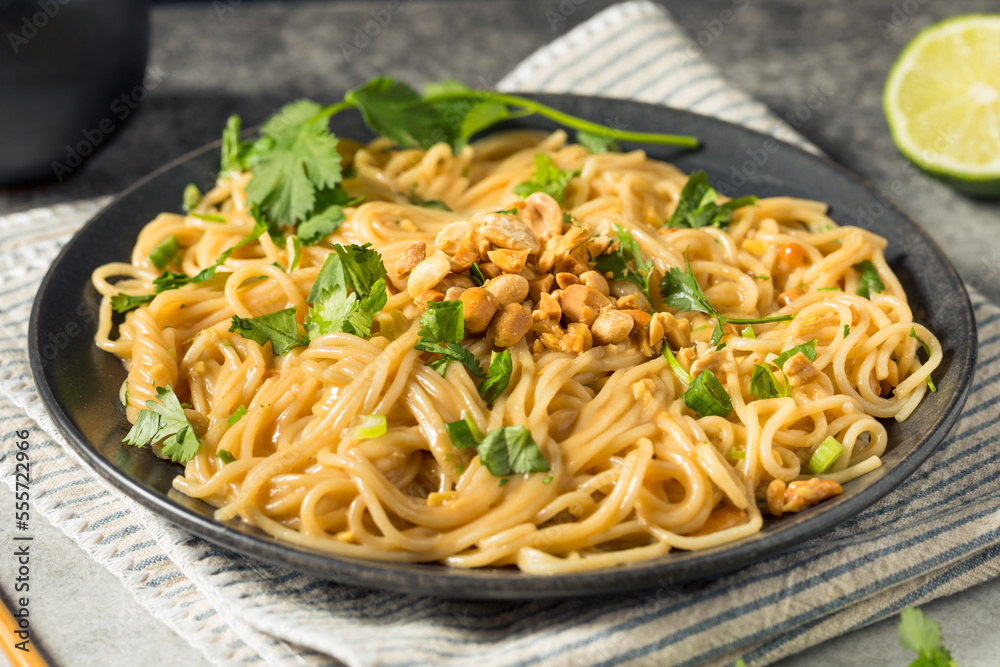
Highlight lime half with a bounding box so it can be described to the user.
[884,14,1000,197]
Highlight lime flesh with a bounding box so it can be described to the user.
[884,14,1000,197]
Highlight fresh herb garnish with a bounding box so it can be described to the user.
[415,301,486,378]
[188,212,227,223]
[772,340,818,371]
[149,235,180,269]
[122,385,201,463]
[750,363,790,399]
[576,129,621,153]
[229,307,308,355]
[303,243,389,339]
[844,324,851,338]
[444,419,549,477]
[667,171,757,230]
[898,607,958,667]
[660,251,793,345]
[910,328,938,393]
[111,293,155,313]
[595,224,655,306]
[684,370,733,418]
[476,425,550,477]
[227,405,247,426]
[469,263,486,286]
[853,260,885,299]
[217,449,236,464]
[662,346,692,385]
[479,350,513,407]
[514,154,579,204]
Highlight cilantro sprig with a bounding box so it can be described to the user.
[667,171,757,230]
[123,385,202,463]
[445,420,550,477]
[514,154,579,204]
[595,225,655,307]
[898,607,959,667]
[215,77,698,237]
[853,260,885,299]
[305,244,388,339]
[660,252,793,345]
[229,308,308,356]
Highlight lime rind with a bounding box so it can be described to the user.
[884,14,1000,197]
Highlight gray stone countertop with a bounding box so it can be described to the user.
[1,1,998,665]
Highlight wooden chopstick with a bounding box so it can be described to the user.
[0,594,50,667]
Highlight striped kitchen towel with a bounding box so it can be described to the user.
[2,2,1000,666]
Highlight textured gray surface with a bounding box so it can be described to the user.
[1,0,999,665]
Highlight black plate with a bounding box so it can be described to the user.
[29,95,977,599]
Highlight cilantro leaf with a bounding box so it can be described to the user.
[111,293,155,313]
[221,114,271,174]
[445,414,482,450]
[307,243,387,303]
[475,425,550,476]
[660,256,715,315]
[750,363,790,399]
[297,204,345,245]
[595,225,654,306]
[898,607,958,667]
[418,300,465,344]
[346,78,464,150]
[182,184,202,212]
[244,100,343,225]
[229,307,308,355]
[217,449,236,464]
[683,370,733,417]
[667,171,757,230]
[576,130,621,153]
[513,154,579,204]
[479,350,512,407]
[853,260,885,299]
[423,79,511,148]
[305,285,358,338]
[415,341,486,378]
[123,385,202,463]
[772,340,818,371]
[469,263,486,286]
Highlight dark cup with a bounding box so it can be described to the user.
[0,0,150,185]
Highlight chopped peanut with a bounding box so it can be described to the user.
[487,248,530,273]
[479,213,540,252]
[555,272,580,289]
[782,351,821,387]
[407,253,452,298]
[394,241,426,278]
[522,192,564,240]
[579,270,609,296]
[766,478,842,517]
[460,287,499,334]
[490,303,532,347]
[485,274,529,307]
[562,322,593,353]
[591,309,634,345]
[559,284,612,326]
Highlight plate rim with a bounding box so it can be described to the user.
[28,93,979,599]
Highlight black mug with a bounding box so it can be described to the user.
[0,0,150,185]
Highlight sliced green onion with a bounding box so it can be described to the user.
[683,371,733,418]
[445,414,482,449]
[189,212,227,223]
[843,324,850,339]
[182,183,202,212]
[816,286,841,291]
[909,328,937,393]
[498,478,509,487]
[288,235,302,271]
[662,346,692,385]
[348,414,387,439]
[543,475,554,484]
[217,449,236,464]
[227,405,247,426]
[726,447,746,460]
[741,324,755,339]
[808,436,844,474]
[150,235,180,269]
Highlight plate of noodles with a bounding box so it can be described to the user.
[29,90,976,598]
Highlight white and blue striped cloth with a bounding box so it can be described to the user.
[2,2,1000,665]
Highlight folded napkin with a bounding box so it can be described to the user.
[3,2,1000,666]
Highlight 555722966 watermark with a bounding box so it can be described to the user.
[8,429,35,655]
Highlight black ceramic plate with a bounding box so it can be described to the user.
[29,95,977,599]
